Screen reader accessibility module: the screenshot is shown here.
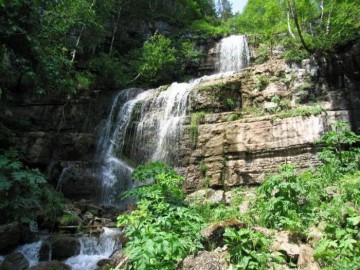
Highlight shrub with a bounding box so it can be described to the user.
[118,162,205,270]
[224,227,272,269]
[256,75,269,90]
[138,34,178,84]
[0,151,64,224]
[317,121,360,172]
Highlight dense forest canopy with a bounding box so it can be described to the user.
[0,0,219,94]
[0,0,358,95]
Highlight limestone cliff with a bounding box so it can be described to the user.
[181,41,360,191]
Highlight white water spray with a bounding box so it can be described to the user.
[216,35,250,72]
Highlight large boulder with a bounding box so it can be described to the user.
[39,241,51,262]
[297,245,320,270]
[0,252,29,270]
[185,189,225,205]
[180,250,228,270]
[270,231,302,263]
[0,222,22,252]
[28,261,71,270]
[50,236,80,260]
[201,218,244,249]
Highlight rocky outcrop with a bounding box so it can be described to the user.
[0,90,113,201]
[180,41,360,191]
[183,110,348,191]
[180,249,228,270]
[201,218,244,249]
[185,189,225,205]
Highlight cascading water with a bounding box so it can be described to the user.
[97,35,250,206]
[10,228,121,270]
[65,228,121,270]
[216,35,250,72]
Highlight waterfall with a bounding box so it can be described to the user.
[97,35,250,206]
[65,228,121,270]
[216,35,250,72]
[12,228,121,270]
[16,240,43,267]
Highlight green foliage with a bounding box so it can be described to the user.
[189,112,205,146]
[59,214,79,226]
[226,98,235,108]
[271,96,281,104]
[254,164,308,231]
[0,151,64,224]
[270,105,324,122]
[313,172,360,268]
[226,113,240,122]
[131,162,174,182]
[229,0,359,59]
[189,19,231,37]
[256,75,269,90]
[317,121,360,171]
[0,0,218,95]
[199,161,207,174]
[254,44,270,64]
[138,34,178,85]
[224,227,271,269]
[180,41,202,65]
[118,162,205,270]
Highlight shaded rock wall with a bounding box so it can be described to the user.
[0,90,114,199]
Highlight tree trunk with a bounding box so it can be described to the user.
[287,10,296,38]
[70,0,96,63]
[326,10,332,35]
[287,0,313,53]
[109,1,128,56]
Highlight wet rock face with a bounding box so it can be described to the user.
[54,162,102,200]
[27,261,71,270]
[0,222,22,252]
[50,236,80,260]
[0,90,113,201]
[0,252,29,270]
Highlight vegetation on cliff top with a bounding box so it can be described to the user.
[1,0,358,96]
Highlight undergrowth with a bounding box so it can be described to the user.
[117,121,360,269]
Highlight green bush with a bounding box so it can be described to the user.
[0,151,64,224]
[224,227,272,269]
[317,121,360,172]
[138,34,178,85]
[118,162,205,270]
[256,75,269,90]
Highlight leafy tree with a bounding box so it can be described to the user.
[137,34,178,85]
[217,0,233,21]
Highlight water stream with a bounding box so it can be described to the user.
[9,228,121,270]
